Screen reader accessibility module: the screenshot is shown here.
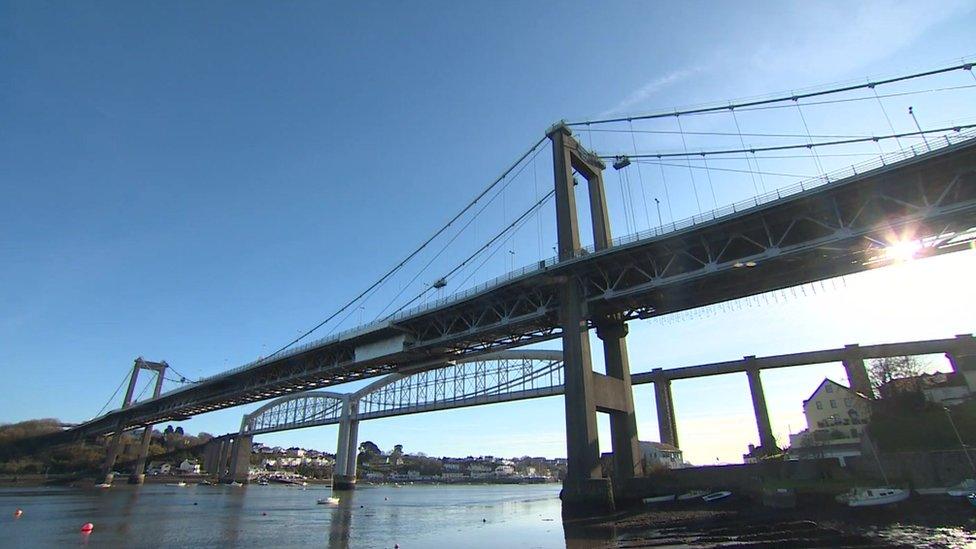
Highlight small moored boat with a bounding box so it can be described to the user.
[702,491,732,502]
[847,487,909,507]
[947,479,976,497]
[165,481,187,487]
[95,483,112,489]
[641,494,675,504]
[317,497,340,506]
[677,490,708,501]
[967,493,976,507]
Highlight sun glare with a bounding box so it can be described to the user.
[883,239,923,262]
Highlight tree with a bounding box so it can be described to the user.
[175,426,184,436]
[163,425,175,435]
[868,355,925,392]
[390,444,404,471]
[357,441,381,466]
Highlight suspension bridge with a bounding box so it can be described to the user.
[36,61,976,509]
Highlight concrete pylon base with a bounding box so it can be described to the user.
[128,473,146,485]
[560,478,615,515]
[332,475,357,490]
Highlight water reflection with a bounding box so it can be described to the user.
[327,489,354,549]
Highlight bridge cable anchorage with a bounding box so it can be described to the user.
[385,189,555,318]
[730,106,762,194]
[675,114,703,214]
[372,144,546,321]
[567,60,976,126]
[263,136,546,357]
[598,123,976,160]
[629,119,653,230]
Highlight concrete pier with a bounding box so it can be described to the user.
[745,360,777,454]
[333,398,360,489]
[550,124,641,512]
[842,344,873,397]
[596,319,641,482]
[129,364,166,484]
[652,370,679,448]
[225,435,252,484]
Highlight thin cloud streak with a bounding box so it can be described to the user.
[602,68,701,116]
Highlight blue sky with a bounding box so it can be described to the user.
[2,1,975,465]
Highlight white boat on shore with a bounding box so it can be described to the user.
[847,487,910,507]
[165,481,187,487]
[95,483,112,489]
[702,491,732,502]
[641,494,675,504]
[677,490,708,501]
[317,497,340,506]
[946,479,976,497]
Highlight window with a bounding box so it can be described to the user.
[830,400,837,409]
[816,401,823,410]
[825,384,833,393]
[844,398,852,407]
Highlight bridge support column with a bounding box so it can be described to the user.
[746,360,777,455]
[202,440,218,475]
[129,364,166,484]
[225,435,252,484]
[652,369,678,449]
[216,437,231,477]
[595,319,641,482]
[842,344,873,397]
[550,123,615,512]
[100,359,143,485]
[333,398,360,490]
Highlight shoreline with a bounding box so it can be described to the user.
[567,494,976,547]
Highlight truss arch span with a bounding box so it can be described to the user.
[239,350,565,435]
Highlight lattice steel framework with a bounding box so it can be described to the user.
[238,351,563,436]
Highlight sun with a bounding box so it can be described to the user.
[883,239,923,263]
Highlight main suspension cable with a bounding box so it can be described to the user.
[568,62,975,125]
[264,136,547,359]
[599,124,976,160]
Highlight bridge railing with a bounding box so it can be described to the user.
[148,128,976,402]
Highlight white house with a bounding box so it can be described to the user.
[178,459,201,474]
[788,378,872,464]
[638,441,684,469]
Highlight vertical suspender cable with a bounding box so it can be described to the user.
[729,107,762,195]
[629,120,652,230]
[793,98,825,174]
[675,114,703,214]
[701,154,718,209]
[871,85,903,149]
[533,156,541,260]
[658,162,675,223]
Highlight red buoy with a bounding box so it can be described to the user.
[80,522,94,533]
[14,509,23,518]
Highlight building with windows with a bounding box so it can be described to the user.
[638,441,684,469]
[788,378,872,464]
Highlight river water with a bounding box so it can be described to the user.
[1,484,571,548]
[3,484,975,548]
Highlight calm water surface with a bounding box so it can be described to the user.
[1,484,576,548]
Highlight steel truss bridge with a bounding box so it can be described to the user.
[232,334,974,439]
[59,128,976,444]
